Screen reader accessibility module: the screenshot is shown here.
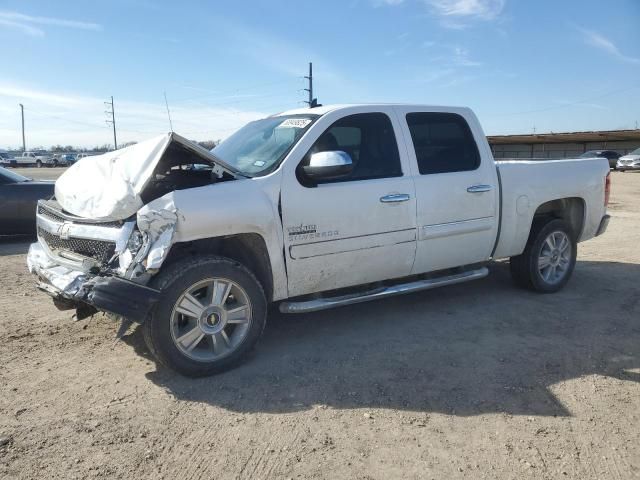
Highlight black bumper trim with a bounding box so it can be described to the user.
[595,214,610,237]
[86,276,161,323]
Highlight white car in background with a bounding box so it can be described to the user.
[75,153,97,162]
[617,147,640,171]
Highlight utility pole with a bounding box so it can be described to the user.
[104,96,117,150]
[19,104,26,151]
[304,62,315,107]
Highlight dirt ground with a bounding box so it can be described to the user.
[1,170,639,479]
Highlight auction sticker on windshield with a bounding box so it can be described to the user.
[278,118,312,129]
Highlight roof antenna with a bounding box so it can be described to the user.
[164,91,174,132]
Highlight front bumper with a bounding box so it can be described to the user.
[28,242,160,322]
[617,162,640,170]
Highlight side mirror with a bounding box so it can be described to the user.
[303,151,353,181]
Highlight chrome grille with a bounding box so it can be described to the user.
[38,227,116,263]
[37,205,122,228]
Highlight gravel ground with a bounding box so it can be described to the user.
[0,170,639,479]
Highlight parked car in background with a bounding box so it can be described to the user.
[579,150,621,169]
[75,153,96,162]
[0,153,16,167]
[13,151,56,168]
[60,153,77,165]
[0,167,54,235]
[51,153,77,166]
[617,147,640,172]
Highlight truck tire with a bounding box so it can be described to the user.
[509,218,577,293]
[36,160,42,168]
[142,255,267,377]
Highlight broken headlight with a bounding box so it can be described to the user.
[127,230,143,253]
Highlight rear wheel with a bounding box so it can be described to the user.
[143,255,267,377]
[510,219,577,293]
[36,160,42,168]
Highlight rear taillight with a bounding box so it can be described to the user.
[604,172,611,207]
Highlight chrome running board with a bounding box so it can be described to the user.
[279,266,489,314]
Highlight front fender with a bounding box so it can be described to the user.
[153,175,288,300]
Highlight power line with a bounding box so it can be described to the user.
[178,101,301,137]
[177,89,300,109]
[171,79,302,104]
[22,107,108,129]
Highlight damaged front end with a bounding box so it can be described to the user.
[27,199,167,322]
[27,133,238,322]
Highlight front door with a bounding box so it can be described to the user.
[280,110,417,297]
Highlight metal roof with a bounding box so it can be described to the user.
[488,129,640,145]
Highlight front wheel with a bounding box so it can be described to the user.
[510,219,577,293]
[36,160,42,168]
[142,255,267,377]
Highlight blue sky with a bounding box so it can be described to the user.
[0,0,639,148]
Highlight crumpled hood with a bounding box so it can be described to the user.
[55,133,237,221]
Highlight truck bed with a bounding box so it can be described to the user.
[493,157,610,259]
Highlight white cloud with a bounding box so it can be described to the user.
[0,18,44,36]
[423,0,505,19]
[379,0,505,27]
[0,83,289,149]
[212,19,353,98]
[451,46,482,66]
[374,0,405,5]
[577,27,640,65]
[0,10,102,36]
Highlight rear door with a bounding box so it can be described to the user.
[395,107,499,274]
[280,109,417,297]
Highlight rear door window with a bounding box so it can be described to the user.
[406,112,480,175]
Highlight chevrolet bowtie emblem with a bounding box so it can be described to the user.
[57,222,72,240]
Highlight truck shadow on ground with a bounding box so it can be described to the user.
[127,260,640,417]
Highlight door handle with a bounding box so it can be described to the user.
[467,185,493,193]
[380,193,411,203]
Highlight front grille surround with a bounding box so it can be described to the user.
[37,204,123,229]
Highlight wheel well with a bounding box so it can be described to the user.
[532,197,585,240]
[162,233,274,301]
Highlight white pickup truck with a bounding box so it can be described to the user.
[27,104,611,376]
[14,151,56,168]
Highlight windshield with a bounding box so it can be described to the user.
[212,114,318,176]
[630,147,640,155]
[0,166,29,183]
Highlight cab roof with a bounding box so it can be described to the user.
[274,103,470,117]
